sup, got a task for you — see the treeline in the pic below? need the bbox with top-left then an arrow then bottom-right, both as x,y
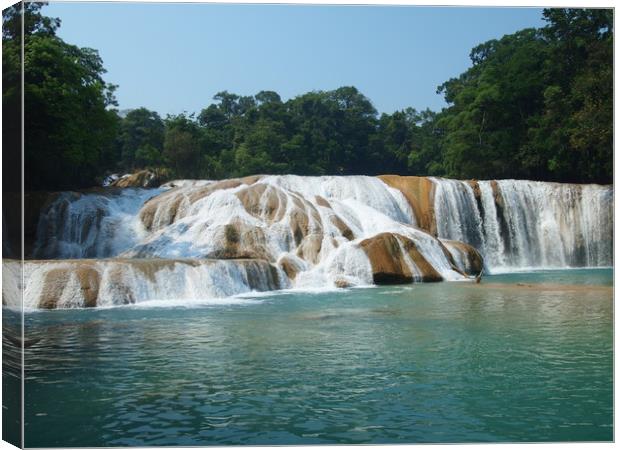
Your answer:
115,89 -> 440,180
3,4 -> 612,191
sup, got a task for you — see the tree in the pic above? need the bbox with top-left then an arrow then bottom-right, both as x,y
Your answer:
436,28 -> 549,180
533,8 -> 613,183
118,108 -> 165,169
3,1 -> 59,41
163,114 -> 202,178
4,2 -> 120,190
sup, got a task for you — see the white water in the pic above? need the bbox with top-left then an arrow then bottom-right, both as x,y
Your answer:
16,175 -> 613,308
123,176 -> 463,284
33,188 -> 162,259
432,178 -> 613,272
3,259 -> 287,310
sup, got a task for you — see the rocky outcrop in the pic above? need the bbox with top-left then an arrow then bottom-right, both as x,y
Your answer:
209,220 -> 272,261
360,232 -> 442,284
236,183 -> 323,247
140,176 -> 263,231
278,254 -> 305,280
440,239 -> 484,276
110,169 -> 167,188
378,175 -> 437,235
135,179 -> 338,266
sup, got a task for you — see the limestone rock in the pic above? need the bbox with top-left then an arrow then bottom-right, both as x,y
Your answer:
111,170 -> 161,188
15,258 -> 284,309
441,239 -> 484,276
278,254 -> 305,280
360,232 -> 442,284
378,175 -> 437,235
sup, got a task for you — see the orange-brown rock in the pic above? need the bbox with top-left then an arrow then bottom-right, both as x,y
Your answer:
398,236 -> 444,282
209,220 -> 272,261
314,196 -> 331,208
360,232 -> 442,284
139,186 -> 189,230
278,255 -> 305,280
334,278 -> 353,288
466,180 -> 481,200
378,175 -> 437,235
39,262 -> 102,308
490,180 -> 504,210
25,258 -> 282,309
75,265 -> 101,307
236,184 -> 288,223
296,234 -> 323,265
441,239 -> 484,276
39,268 -> 69,309
330,215 -> 355,240
140,176 -> 263,230
111,170 -> 163,188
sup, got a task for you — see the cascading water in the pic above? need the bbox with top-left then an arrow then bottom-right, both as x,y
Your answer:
3,259 -> 287,310
433,178 -> 485,249
33,188 -> 161,259
11,174 -> 612,309
432,178 -> 613,271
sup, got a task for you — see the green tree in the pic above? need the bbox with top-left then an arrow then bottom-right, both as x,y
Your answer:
531,8 -> 613,183
163,114 -> 202,178
437,28 -> 549,180
4,2 -> 119,190
435,8 -> 612,184
118,108 -> 165,169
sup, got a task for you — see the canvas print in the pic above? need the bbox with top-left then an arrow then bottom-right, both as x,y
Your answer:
2,1 -> 613,447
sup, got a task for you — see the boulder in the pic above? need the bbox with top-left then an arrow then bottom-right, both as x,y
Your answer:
278,254 -> 305,280
334,278 -> 353,288
296,234 -> 323,265
208,220 -> 272,261
360,232 -> 442,285
440,239 -> 484,276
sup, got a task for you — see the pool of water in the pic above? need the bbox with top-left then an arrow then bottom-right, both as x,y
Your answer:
22,269 -> 613,446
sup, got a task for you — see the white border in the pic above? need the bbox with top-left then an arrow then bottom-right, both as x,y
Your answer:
0,1 -> 615,450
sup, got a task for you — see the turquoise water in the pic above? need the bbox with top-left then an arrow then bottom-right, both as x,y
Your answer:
23,269 -> 613,446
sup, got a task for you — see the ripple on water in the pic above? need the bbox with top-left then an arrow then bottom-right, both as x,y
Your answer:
23,270 -> 613,446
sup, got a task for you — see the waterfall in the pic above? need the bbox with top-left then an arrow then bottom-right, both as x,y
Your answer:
33,188 -> 161,259
432,178 -> 613,272
16,175 -> 612,309
3,259 -> 287,310
433,178 -> 485,249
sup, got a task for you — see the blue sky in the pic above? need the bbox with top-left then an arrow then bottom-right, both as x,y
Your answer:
45,2 -> 545,116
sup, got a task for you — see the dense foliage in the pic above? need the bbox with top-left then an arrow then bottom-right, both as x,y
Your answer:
6,5 -> 613,189
436,9 -> 613,183
4,2 -> 119,190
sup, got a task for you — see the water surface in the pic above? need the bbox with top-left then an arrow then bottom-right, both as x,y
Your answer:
23,269 -> 613,446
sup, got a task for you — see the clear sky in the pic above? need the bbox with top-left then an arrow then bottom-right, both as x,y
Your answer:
45,2 -> 545,116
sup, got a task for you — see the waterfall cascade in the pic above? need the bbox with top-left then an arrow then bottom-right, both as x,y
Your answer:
4,175 -> 612,309
432,178 -> 613,271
